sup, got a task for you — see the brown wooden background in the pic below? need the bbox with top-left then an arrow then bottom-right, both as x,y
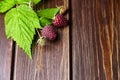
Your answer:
0,0 -> 120,80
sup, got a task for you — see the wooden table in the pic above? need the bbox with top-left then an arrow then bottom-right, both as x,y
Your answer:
0,0 -> 120,80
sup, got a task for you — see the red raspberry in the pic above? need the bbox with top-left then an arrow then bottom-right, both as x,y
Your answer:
53,14 -> 68,27
41,26 -> 56,40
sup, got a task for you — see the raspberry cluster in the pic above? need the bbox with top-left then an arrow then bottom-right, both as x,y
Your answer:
38,14 -> 68,46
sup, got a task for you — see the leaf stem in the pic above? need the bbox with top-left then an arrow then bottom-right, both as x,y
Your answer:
29,0 -> 34,8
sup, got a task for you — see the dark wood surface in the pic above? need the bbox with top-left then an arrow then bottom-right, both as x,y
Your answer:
0,15 -> 13,80
0,0 -> 120,80
72,0 -> 120,80
14,0 -> 69,80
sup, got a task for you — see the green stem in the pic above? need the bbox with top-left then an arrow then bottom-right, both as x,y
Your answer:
16,4 -> 19,8
29,0 -> 34,8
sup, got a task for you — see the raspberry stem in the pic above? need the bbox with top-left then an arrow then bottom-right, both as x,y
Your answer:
36,29 -> 41,38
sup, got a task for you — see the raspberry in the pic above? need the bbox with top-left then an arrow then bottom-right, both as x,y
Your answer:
41,26 -> 56,40
53,14 -> 68,27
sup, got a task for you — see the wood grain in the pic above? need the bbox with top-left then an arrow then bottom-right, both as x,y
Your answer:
0,0 -> 120,79
71,0 -> 120,80
13,0 -> 69,80
114,0 -> 120,80
0,14 -> 13,80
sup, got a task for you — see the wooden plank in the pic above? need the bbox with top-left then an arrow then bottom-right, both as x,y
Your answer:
13,0 -> 69,80
0,14 -> 13,80
72,0 -> 120,80
114,0 -> 120,80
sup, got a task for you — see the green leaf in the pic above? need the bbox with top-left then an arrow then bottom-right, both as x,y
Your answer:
39,17 -> 52,27
0,0 -> 15,13
16,0 -> 41,4
16,0 -> 30,4
5,5 -> 41,59
33,0 -> 41,4
37,7 -> 61,19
